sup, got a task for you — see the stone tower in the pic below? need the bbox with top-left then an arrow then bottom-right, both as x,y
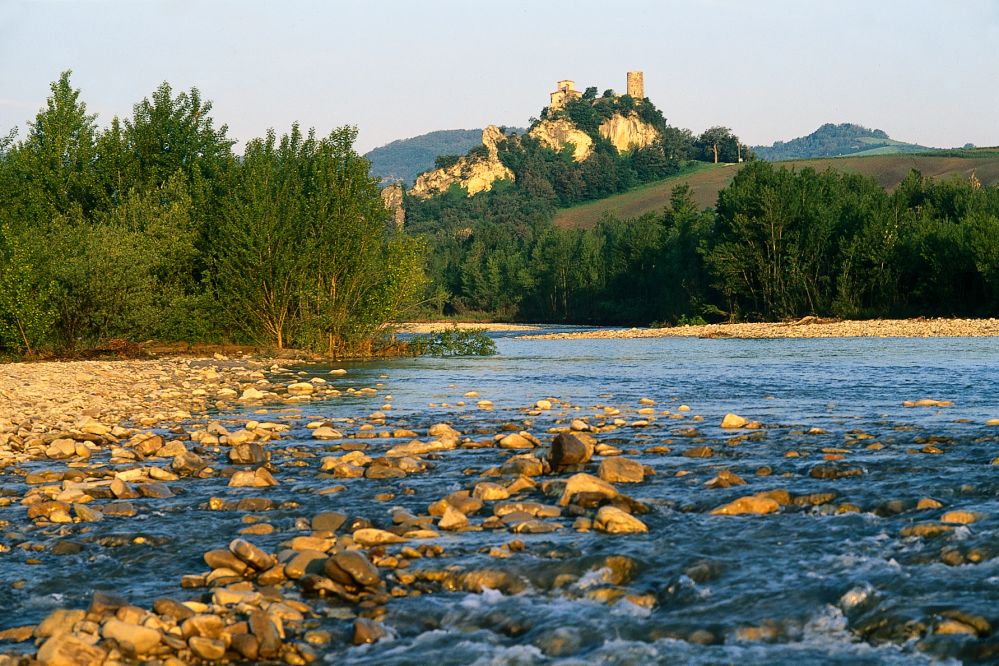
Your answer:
626,71 -> 644,99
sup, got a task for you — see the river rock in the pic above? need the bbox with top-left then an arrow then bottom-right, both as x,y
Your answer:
240,387 -> 266,401
549,433 -> 592,470
500,453 -> 545,477
229,468 -> 278,488
352,528 -> 406,546
153,598 -> 195,621
312,426 -> 343,440
287,381 -> 315,395
36,609 -> 86,638
705,470 -> 746,489
229,538 -> 277,571
102,618 -> 161,654
138,481 -> 173,498
249,610 -> 281,659
473,482 -> 510,501
229,443 -> 269,465
598,457 -> 645,483
428,423 -> 461,440
499,433 -> 534,449
940,510 -> 980,525
312,511 -> 348,532
45,438 -> 77,459
171,450 -> 204,474
283,549 -> 327,579
325,551 -> 380,587
36,632 -> 106,666
353,618 -> 387,645
594,506 -> 648,534
204,549 -> 250,574
189,635 -> 226,660
710,494 -> 780,516
721,413 -> 748,428
439,505 -> 469,530
559,473 -> 618,506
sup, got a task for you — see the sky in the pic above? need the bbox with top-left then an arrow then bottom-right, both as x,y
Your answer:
2,0 -> 998,154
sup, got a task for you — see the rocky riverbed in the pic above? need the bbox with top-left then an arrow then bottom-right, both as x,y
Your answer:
519,317 -> 999,340
1,343 -> 998,664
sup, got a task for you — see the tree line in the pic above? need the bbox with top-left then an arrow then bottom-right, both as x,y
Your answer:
411,162 -> 999,324
0,72 -> 424,357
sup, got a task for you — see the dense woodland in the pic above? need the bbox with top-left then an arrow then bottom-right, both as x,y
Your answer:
2,73 -> 997,358
409,165 -> 999,324
0,73 -> 423,357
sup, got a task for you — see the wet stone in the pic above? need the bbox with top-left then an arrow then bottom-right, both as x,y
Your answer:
229,538 -> 277,571
325,551 -> 381,587
353,618 -> 387,645
549,432 -> 592,470
312,511 -> 348,532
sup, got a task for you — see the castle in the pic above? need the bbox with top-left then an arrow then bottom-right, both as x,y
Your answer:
549,71 -> 645,110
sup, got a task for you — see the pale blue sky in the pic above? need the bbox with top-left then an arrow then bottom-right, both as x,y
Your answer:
2,0 -> 998,153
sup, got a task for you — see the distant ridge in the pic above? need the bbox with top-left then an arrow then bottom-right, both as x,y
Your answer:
365,128 -> 523,186
753,123 -> 934,161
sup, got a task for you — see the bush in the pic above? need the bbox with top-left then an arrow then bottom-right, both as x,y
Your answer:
408,327 -> 497,356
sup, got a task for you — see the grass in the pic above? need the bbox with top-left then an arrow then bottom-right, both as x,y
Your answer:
554,153 -> 999,229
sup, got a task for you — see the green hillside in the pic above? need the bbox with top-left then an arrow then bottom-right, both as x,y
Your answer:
753,123 -> 932,161
555,152 -> 999,228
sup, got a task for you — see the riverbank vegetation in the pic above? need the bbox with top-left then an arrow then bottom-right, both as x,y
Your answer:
0,72 -> 424,357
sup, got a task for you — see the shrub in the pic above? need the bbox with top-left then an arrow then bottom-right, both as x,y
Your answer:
408,327 -> 497,356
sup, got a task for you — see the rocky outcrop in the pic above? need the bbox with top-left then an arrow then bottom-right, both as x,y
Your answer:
380,183 -> 405,228
410,126 -> 514,199
528,118 -> 593,162
598,112 -> 659,153
528,112 -> 659,163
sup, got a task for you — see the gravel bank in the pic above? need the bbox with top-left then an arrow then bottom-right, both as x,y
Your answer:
519,317 -> 999,340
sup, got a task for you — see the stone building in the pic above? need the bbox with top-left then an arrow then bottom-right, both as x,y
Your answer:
549,80 -> 582,110
550,72 -> 645,109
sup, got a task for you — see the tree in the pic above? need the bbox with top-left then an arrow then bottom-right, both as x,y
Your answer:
214,124 -> 424,354
695,126 -> 741,163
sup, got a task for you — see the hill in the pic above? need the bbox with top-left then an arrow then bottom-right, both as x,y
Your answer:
554,152 -> 999,228
753,123 -> 932,161
365,128 -> 523,186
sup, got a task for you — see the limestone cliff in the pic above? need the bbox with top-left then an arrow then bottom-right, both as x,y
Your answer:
410,125 -> 514,199
598,113 -> 660,153
528,118 -> 594,162
528,113 -> 659,163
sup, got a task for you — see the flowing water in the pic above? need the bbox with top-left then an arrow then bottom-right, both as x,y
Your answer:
3,333 -> 998,664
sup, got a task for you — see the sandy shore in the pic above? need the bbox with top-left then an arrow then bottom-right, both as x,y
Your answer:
519,317 -> 999,340
394,321 -> 541,334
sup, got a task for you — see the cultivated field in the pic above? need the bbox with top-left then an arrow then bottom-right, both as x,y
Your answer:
554,152 -> 999,229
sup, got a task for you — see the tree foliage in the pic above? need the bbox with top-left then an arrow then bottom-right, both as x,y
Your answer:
0,73 -> 423,356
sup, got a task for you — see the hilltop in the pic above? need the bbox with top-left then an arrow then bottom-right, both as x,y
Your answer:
753,123 -> 933,161
554,152 -> 999,228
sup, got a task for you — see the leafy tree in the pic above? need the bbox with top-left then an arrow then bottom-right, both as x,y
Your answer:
695,126 -> 741,163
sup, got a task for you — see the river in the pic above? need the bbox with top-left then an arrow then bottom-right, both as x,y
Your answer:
3,333 -> 998,664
